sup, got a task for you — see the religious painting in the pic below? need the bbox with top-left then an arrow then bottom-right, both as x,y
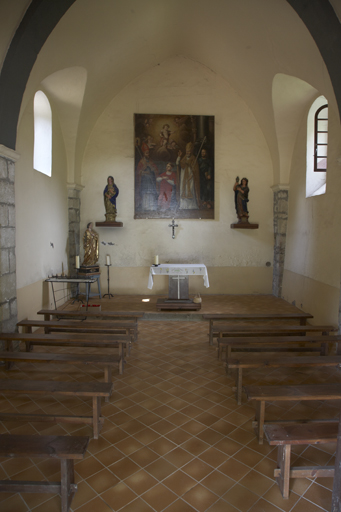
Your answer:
134,114 -> 215,219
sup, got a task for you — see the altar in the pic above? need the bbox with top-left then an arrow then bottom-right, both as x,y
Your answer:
148,264 -> 209,310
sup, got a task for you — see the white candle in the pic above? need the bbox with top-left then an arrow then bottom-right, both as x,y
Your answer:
106,255 -> 111,266
75,255 -> 80,269
154,255 -> 159,265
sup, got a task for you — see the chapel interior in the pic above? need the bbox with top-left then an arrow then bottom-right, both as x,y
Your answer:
1,1 -> 341,511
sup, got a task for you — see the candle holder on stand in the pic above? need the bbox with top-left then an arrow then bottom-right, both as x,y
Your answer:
103,264 -> 114,298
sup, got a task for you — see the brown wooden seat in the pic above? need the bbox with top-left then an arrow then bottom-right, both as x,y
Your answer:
203,312 -> 314,345
0,379 -> 113,439
219,334 -> 341,361
0,351 -> 120,388
0,332 -> 128,373
227,351 -> 341,405
18,319 -> 136,343
0,434 -> 89,512
37,309 -> 144,341
264,422 -> 337,499
244,381 -> 341,443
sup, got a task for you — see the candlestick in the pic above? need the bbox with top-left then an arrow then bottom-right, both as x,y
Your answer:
106,255 -> 111,266
155,255 -> 159,265
75,255 -> 80,269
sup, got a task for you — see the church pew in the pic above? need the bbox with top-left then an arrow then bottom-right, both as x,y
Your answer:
0,379 -> 113,439
37,309 -> 144,341
203,312 -> 313,345
18,319 -> 136,344
0,434 -> 89,512
219,334 -> 341,361
263,422 -> 337,499
244,381 -> 341,444
227,351 -> 341,405
0,351 -> 120,390
0,332 -> 128,374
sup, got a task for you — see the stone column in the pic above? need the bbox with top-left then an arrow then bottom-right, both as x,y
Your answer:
272,185 -> 289,298
67,184 -> 82,294
0,145 -> 20,342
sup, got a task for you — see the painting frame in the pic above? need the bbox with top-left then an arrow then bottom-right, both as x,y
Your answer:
134,113 -> 215,219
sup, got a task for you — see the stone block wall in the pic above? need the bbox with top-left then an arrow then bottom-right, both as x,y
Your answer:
68,185 -> 81,294
0,147 -> 19,342
272,186 -> 289,298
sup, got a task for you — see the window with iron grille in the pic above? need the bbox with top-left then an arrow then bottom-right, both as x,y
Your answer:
314,104 -> 328,172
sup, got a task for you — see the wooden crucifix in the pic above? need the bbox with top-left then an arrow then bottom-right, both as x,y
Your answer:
168,218 -> 178,239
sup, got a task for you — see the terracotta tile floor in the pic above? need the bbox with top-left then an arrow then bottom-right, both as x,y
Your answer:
0,295 -> 340,511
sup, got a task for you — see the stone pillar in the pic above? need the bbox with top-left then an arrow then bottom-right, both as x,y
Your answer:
272,185 -> 289,298
67,185 -> 82,295
0,145 -> 20,341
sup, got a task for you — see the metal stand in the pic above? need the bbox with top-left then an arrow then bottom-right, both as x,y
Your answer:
103,264 -> 113,298
71,269 -> 83,305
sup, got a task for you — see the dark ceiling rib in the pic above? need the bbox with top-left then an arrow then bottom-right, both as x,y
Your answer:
0,0 -> 76,150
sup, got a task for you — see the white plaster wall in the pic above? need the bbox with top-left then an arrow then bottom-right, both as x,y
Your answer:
81,56 -> 274,294
15,97 -> 69,301
282,102 -> 341,323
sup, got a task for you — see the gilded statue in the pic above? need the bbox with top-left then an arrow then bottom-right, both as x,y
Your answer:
82,222 -> 99,266
104,176 -> 119,222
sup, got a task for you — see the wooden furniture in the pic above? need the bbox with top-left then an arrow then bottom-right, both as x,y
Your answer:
227,346 -> 341,405
244,381 -> 341,444
219,334 -> 341,361
0,434 -> 89,512
0,379 -> 112,439
203,312 -> 314,345
264,422 -> 337,498
0,332 -> 127,374
0,351 -> 120,386
37,309 -> 144,341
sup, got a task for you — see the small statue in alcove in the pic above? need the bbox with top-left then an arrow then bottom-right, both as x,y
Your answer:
233,176 -> 249,222
104,176 -> 119,222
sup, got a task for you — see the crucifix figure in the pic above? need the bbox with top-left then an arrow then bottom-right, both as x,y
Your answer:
168,218 -> 178,239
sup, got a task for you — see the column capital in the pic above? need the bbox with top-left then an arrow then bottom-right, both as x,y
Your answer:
0,145 -> 20,162
271,184 -> 290,193
67,182 -> 84,191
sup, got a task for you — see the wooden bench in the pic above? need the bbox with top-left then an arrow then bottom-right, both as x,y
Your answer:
37,309 -> 144,341
0,332 -> 128,374
18,319 -> 136,343
0,434 -> 89,512
220,334 -> 341,361
0,379 -> 113,439
263,422 -> 337,498
227,348 -> 341,405
203,312 -> 314,345
0,351 -> 120,392
244,381 -> 341,444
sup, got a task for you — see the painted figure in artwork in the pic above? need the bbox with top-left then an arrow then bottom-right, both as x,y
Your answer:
176,142 -> 200,209
136,145 -> 159,211
82,222 -> 99,266
198,148 -> 214,207
156,162 -> 177,209
104,176 -> 119,222
233,176 -> 249,221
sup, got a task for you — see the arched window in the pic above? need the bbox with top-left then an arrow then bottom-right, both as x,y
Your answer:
33,90 -> 52,177
306,96 -> 328,197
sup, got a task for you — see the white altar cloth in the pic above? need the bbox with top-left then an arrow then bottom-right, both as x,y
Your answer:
148,263 -> 209,290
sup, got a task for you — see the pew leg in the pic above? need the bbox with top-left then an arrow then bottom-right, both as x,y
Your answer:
92,397 -> 101,439
209,321 -> 213,346
255,401 -> 265,444
119,345 -> 124,375
276,445 -> 291,499
60,459 -> 76,512
236,368 -> 243,405
104,366 -> 112,402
